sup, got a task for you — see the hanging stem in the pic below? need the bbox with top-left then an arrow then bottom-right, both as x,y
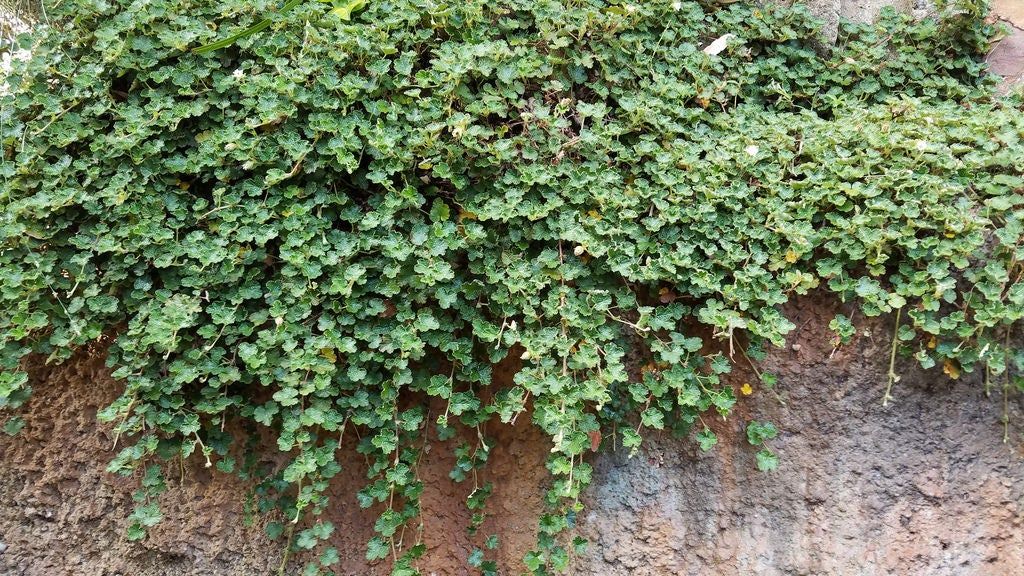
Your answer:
985,362 -> 992,397
883,308 -> 902,407
277,520 -> 296,576
1004,328 -> 1012,443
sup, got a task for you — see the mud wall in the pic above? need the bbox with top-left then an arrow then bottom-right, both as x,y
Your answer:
0,350 -> 550,576
2,297 -> 1022,576
572,296 -> 1024,576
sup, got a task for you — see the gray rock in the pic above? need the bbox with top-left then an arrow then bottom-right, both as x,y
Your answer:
799,0 -> 922,45
840,0 -> 916,23
804,0 -> 843,45
572,300 -> 1024,576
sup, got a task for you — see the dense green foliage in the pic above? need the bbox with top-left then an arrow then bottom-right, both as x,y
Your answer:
2,0 -> 1023,573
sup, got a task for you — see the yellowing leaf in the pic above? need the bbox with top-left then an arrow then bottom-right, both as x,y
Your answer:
320,348 -> 337,363
587,209 -> 602,220
927,336 -> 936,349
785,249 -> 798,263
943,359 -> 960,380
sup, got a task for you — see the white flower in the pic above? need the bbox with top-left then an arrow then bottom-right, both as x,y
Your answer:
672,1 -> 682,10
915,140 -> 928,151
745,145 -> 760,156
232,68 -> 245,80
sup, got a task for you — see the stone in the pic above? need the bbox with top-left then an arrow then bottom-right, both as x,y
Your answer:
799,0 -> 921,46
804,0 -> 843,44
840,0 -> 916,23
988,30 -> 1024,93
993,0 -> 1024,28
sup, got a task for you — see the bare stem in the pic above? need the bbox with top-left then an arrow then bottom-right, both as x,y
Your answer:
882,308 -> 902,407
277,522 -> 295,576
1004,329 -> 1012,443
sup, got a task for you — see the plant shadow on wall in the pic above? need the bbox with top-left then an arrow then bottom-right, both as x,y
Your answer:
1,0 -> 1023,574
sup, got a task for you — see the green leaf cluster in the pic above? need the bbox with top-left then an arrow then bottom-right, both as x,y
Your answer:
1,1 -> 1021,574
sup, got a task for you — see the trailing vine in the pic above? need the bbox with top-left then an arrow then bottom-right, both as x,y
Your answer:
1,1 -> 1022,574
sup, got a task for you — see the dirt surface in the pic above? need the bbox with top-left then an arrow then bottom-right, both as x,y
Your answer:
0,350 -> 547,576
573,296 -> 1024,576
0,350 -> 282,576
2,295 -> 1023,576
